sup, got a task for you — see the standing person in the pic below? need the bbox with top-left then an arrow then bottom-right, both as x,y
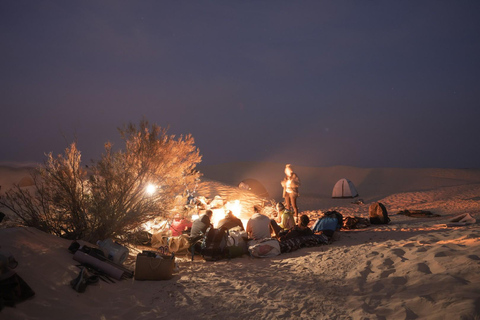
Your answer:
281,164 -> 301,222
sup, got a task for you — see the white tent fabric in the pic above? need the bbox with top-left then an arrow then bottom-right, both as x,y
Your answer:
332,178 -> 358,198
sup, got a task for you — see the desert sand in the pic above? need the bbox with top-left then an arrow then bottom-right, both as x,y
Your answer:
1,163 -> 480,320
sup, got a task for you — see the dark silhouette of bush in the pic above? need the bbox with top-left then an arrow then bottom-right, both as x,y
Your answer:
0,120 -> 201,242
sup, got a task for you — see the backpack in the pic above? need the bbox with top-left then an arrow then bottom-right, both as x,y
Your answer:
369,202 -> 390,225
311,211 -> 343,234
226,230 -> 248,258
201,227 -> 228,261
343,216 -> 371,229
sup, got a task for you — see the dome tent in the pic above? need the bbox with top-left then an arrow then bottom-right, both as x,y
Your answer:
238,178 -> 269,198
332,178 -> 358,198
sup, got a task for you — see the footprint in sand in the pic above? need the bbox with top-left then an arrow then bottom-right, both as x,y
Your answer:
404,306 -> 418,319
372,282 -> 384,291
359,261 -> 374,279
416,247 -> 428,253
392,276 -> 408,285
391,248 -> 406,256
390,248 -> 408,261
382,258 -> 394,268
380,269 -> 396,278
450,274 -> 470,285
420,295 -> 435,303
467,255 -> 480,261
402,243 -> 415,248
434,251 -> 449,257
417,263 -> 432,274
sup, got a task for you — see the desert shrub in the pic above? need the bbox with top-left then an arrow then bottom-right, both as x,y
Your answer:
0,143 -> 89,239
0,120 -> 201,242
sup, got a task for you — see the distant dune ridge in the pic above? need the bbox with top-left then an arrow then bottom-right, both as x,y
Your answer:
1,162 -> 480,319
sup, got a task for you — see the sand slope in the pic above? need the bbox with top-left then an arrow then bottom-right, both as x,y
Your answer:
1,163 -> 480,319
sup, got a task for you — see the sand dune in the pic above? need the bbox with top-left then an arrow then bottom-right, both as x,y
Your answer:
1,163 -> 480,319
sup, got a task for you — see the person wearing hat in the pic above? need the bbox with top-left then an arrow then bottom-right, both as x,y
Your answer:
281,164 -> 301,222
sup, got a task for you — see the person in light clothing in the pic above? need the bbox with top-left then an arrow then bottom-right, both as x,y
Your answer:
246,206 -> 271,240
281,164 -> 301,222
276,202 -> 295,230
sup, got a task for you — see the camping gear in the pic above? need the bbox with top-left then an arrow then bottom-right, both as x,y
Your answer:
279,234 -> 329,253
201,227 -> 228,261
73,250 -> 126,280
332,178 -> 358,198
238,178 -> 270,198
0,252 -> 35,310
311,211 -> 343,232
96,239 -> 129,264
167,234 -> 190,253
369,202 -> 391,224
151,222 -> 172,251
0,251 -> 18,271
226,230 -> 248,258
397,210 -> 441,218
68,240 -> 81,254
70,267 -> 99,293
248,238 -> 281,258
343,216 -> 370,229
0,273 -> 35,309
134,251 -> 175,280
446,213 -> 476,227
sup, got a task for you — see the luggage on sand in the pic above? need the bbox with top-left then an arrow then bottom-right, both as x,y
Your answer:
201,227 -> 228,261
311,211 -> 343,232
134,251 -> 175,281
369,202 -> 390,225
0,252 -> 35,309
248,238 -> 281,258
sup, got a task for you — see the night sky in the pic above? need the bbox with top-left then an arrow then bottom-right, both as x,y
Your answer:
1,1 -> 480,168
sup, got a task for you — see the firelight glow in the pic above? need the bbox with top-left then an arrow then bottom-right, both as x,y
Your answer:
145,184 -> 156,195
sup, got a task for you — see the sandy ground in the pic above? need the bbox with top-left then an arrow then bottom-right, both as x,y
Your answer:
1,163 -> 480,319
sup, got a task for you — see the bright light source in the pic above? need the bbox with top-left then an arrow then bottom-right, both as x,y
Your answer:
211,208 -> 226,228
145,184 -> 156,195
226,200 -> 242,218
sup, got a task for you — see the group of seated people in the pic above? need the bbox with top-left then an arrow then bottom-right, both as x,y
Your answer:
185,202 -> 334,256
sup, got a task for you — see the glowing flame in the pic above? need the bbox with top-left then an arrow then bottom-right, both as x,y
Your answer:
226,200 -> 241,218
211,208 -> 226,228
145,184 -> 157,195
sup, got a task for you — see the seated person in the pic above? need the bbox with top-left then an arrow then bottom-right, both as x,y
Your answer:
170,213 -> 192,236
276,202 -> 295,230
217,210 -> 244,231
246,206 -> 272,241
278,214 -> 313,241
189,210 -> 213,253
190,210 -> 213,241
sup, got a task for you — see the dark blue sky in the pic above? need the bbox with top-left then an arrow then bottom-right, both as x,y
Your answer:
1,1 -> 479,168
